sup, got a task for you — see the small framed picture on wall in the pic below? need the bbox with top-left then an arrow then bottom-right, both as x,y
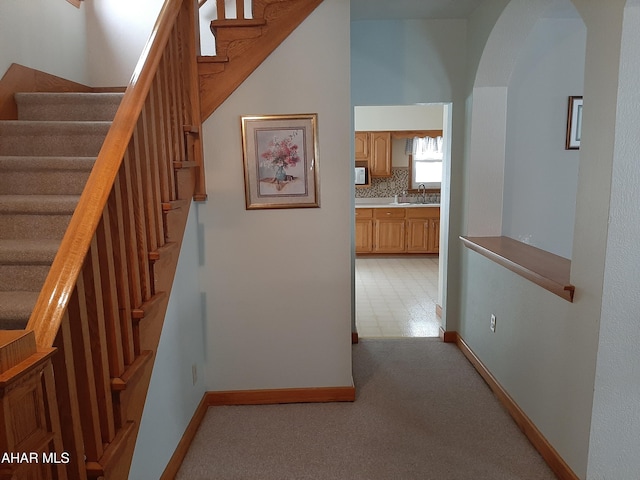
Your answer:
241,114 -> 320,209
566,96 -> 583,150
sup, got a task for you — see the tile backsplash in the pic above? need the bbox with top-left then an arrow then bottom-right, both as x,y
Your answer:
356,167 -> 440,203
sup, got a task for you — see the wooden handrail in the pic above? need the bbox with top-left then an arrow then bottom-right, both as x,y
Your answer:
0,1 -> 207,477
26,0 -> 187,348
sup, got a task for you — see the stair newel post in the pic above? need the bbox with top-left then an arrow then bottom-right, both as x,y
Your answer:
182,0 -> 207,201
0,330 -> 65,480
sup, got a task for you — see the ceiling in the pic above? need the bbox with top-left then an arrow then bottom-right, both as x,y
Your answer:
350,0 -> 486,21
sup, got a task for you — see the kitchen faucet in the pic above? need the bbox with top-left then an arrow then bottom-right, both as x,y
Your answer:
417,184 -> 427,204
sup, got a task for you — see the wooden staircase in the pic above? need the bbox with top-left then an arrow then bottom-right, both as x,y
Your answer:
0,92 -> 120,331
0,0 -> 325,479
198,0 -> 323,118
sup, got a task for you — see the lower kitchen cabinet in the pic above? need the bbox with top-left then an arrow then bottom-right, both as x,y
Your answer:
356,207 -> 440,254
355,208 -> 373,253
373,208 -> 406,253
374,218 -> 406,253
406,218 -> 430,252
428,217 -> 440,253
406,208 -> 440,254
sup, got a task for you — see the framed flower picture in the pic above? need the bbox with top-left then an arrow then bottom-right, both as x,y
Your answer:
241,114 -> 320,209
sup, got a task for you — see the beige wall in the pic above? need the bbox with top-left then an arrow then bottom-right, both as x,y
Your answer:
200,0 -> 353,391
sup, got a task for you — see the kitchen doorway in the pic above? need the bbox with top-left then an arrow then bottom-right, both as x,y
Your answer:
353,104 -> 451,339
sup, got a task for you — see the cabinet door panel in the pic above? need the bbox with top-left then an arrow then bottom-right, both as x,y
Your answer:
354,132 -> 369,160
374,219 -> 405,253
428,218 -> 440,253
370,132 -> 391,177
355,219 -> 373,253
406,218 -> 429,252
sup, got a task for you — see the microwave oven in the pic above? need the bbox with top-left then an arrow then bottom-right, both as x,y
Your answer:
355,167 -> 367,185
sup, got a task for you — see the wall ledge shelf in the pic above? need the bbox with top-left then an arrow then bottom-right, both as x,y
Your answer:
460,236 -> 575,302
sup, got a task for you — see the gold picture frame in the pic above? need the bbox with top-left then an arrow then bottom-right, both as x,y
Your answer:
241,114 -> 320,209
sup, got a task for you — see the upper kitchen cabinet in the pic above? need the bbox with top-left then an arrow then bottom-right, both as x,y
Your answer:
370,132 -> 392,177
355,131 -> 392,178
354,131 -> 369,160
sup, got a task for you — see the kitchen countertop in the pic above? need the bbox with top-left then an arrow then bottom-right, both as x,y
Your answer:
355,197 -> 440,208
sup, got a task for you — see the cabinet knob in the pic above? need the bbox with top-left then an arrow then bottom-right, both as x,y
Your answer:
386,212 -> 391,215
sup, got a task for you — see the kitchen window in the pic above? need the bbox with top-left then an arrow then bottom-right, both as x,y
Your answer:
409,136 -> 443,189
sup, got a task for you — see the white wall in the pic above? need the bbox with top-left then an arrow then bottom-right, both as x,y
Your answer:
200,0 -> 353,391
0,0 -> 167,88
459,0 -> 627,477
85,0 -> 164,87
130,205 -> 207,479
351,19 -> 466,106
0,0 -> 88,83
503,16 -> 585,258
586,1 -> 640,478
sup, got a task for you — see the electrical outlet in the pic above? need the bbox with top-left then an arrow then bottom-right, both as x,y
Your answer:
192,364 -> 198,385
490,314 -> 496,333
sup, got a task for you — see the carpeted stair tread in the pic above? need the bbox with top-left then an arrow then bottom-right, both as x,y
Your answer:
0,156 -> 96,195
0,291 -> 39,330
0,121 -> 111,156
0,91 -> 115,329
0,239 -> 60,264
0,239 -> 57,291
0,195 -> 79,239
0,156 -> 96,171
0,194 -> 80,214
15,92 -> 124,122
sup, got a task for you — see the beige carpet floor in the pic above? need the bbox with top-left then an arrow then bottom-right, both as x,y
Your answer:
177,338 -> 558,479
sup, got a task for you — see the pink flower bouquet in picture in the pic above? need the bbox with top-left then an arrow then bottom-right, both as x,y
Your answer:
259,131 -> 303,192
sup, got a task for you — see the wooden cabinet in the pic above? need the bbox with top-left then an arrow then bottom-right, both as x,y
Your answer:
406,218 -> 430,252
354,131 -> 392,178
354,132 -> 369,160
370,132 -> 392,177
356,207 -> 440,254
355,132 -> 371,188
355,208 -> 373,253
406,208 -> 440,253
428,218 -> 440,253
373,208 -> 406,253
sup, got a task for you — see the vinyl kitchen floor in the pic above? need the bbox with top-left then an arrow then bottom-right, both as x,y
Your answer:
355,256 -> 441,338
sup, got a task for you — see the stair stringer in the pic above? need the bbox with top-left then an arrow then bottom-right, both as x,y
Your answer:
198,0 -> 324,119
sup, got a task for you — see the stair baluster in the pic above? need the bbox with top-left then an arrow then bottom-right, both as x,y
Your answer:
0,1 -> 205,478
0,0 -> 323,477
